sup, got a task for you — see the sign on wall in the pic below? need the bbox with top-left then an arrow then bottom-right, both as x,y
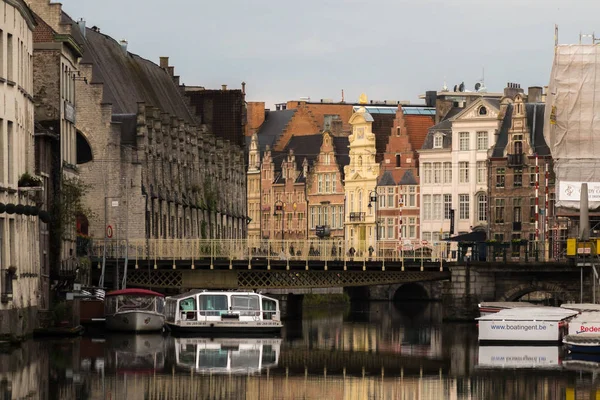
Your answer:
558,181 -> 600,201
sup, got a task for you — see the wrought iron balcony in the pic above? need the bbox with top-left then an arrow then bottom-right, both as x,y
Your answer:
507,153 -> 524,167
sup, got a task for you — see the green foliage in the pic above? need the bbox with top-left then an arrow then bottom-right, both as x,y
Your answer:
303,293 -> 350,308
53,176 -> 96,240
51,302 -> 73,326
18,171 -> 42,187
200,220 -> 207,239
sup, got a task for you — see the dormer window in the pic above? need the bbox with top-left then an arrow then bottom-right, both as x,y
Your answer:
433,133 -> 443,149
478,106 -> 487,116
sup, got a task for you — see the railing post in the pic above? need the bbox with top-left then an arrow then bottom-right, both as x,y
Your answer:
154,240 -> 158,270
210,240 -> 214,270
248,244 -> 252,270
229,239 -> 233,270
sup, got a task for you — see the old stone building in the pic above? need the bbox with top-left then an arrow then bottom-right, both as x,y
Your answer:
488,88 -> 555,259
344,99 -> 380,254
0,0 -> 40,339
29,0 -> 82,307
45,14 -> 248,256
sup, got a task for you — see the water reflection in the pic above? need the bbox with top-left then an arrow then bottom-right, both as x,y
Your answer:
5,301 -> 600,398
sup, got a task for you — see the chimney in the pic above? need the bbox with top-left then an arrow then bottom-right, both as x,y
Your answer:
504,82 -> 524,99
119,39 -> 128,53
222,84 -> 227,91
167,66 -> 174,76
77,18 -> 86,38
241,81 -> 246,95
173,76 -> 180,85
425,90 -> 436,107
528,86 -> 543,103
159,57 -> 169,69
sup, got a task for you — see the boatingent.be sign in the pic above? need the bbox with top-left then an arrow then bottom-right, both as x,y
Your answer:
558,181 -> 600,202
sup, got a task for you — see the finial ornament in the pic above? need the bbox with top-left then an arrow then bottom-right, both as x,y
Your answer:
359,93 -> 368,104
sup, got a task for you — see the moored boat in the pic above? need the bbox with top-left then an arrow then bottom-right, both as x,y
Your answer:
478,301 -> 534,317
476,307 -> 578,344
563,311 -> 600,354
164,290 -> 283,334
104,289 -> 165,332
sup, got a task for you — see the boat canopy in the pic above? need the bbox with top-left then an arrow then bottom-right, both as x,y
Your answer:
476,307 -> 578,322
106,288 -> 165,297
561,303 -> 600,313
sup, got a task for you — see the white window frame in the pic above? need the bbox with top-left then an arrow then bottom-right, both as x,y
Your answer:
433,133 -> 443,149
477,131 -> 488,151
459,194 -> 470,220
459,161 -> 469,183
459,132 -> 469,151
477,161 -> 486,184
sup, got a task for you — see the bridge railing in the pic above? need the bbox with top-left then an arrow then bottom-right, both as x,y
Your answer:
89,238 -> 449,265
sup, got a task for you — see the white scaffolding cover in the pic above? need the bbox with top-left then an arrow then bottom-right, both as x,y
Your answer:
544,45 -> 600,209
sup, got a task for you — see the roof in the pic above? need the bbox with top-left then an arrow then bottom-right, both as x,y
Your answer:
422,119 -> 453,150
371,113 -> 396,163
64,14 -> 196,124
377,170 -> 396,186
354,106 -> 435,116
255,109 -> 296,152
332,136 -> 350,179
476,307 -> 578,321
398,170 -> 418,185
167,290 -> 262,300
405,115 -> 435,151
106,289 -> 164,297
491,103 -> 548,158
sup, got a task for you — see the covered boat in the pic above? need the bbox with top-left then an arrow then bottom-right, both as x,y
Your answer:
104,289 -> 165,332
563,311 -> 600,354
476,307 -> 578,343
478,301 -> 534,317
164,290 -> 282,334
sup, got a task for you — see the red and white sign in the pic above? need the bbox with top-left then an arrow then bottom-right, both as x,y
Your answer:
106,225 -> 113,238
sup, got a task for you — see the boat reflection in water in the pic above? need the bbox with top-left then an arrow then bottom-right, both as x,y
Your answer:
172,337 -> 281,374
477,346 -> 563,369
105,334 -> 166,373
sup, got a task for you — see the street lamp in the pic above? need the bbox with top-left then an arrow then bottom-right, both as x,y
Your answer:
368,190 -> 378,240
273,200 -> 284,251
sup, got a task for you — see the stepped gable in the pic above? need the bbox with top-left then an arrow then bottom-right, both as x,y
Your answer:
491,103 -> 547,158
63,12 -> 195,124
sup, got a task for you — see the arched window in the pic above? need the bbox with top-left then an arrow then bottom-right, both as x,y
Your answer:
514,141 -> 523,155
396,154 -> 401,167
358,156 -> 363,167
76,131 -> 93,164
477,193 -> 487,222
478,106 -> 487,116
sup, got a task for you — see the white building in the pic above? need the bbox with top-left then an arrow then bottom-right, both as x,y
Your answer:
344,97 -> 380,255
0,0 -> 40,339
419,97 -> 502,243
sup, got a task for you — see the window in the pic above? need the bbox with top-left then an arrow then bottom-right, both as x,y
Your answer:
423,163 -> 432,184
443,162 -> 452,183
444,194 -> 452,219
318,175 -> 323,193
477,193 -> 487,222
479,106 -> 487,116
378,189 -> 385,208
423,195 -> 432,220
408,186 -> 416,207
323,114 -> 340,130
387,187 -> 394,208
433,134 -> 443,149
477,161 -> 486,184
232,295 -> 259,311
423,232 -> 432,242
495,199 -> 505,223
530,198 -> 536,222
408,217 -> 416,238
514,167 -> 522,187
513,198 -> 522,223
310,207 -> 316,228
331,207 -> 336,228
433,162 -> 442,184
7,121 -> 13,184
496,168 -> 505,188
459,194 -> 469,220
386,218 -> 394,239
530,167 -> 536,187
459,132 -> 469,151
338,206 -> 344,228
7,34 -> 12,82
433,194 -> 442,220
459,162 -> 469,183
0,30 -> 3,77
199,295 -> 228,312
350,193 -> 354,212
477,131 -> 488,150
325,174 -> 331,193
396,154 -> 401,167
331,174 -> 336,192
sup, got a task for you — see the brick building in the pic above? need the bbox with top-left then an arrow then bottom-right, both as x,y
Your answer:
0,0 -> 40,339
488,88 -> 554,259
29,0 -> 83,306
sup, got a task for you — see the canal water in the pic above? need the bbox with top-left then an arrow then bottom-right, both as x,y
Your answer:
1,301 -> 599,399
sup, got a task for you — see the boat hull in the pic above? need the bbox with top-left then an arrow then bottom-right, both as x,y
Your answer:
166,321 -> 282,336
106,311 -> 164,332
478,320 -> 564,343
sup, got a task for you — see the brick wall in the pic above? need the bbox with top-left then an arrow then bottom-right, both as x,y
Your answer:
245,102 -> 265,137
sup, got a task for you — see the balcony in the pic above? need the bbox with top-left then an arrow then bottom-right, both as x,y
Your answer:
507,153 -> 524,167
349,212 -> 365,222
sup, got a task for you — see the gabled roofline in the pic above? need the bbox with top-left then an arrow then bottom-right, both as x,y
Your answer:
449,97 -> 500,122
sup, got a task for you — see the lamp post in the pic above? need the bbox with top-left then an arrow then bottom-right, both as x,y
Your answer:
368,190 -> 378,240
274,200 -> 284,251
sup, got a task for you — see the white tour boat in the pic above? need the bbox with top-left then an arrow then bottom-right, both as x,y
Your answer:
563,311 -> 600,354
172,336 -> 281,374
478,301 -> 534,317
104,289 -> 165,332
476,307 -> 578,343
165,290 -> 283,334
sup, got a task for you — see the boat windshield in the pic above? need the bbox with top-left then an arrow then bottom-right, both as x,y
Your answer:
199,294 -> 228,316
106,296 -> 159,314
262,298 -> 277,320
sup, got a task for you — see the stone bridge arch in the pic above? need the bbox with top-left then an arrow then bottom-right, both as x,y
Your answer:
497,282 -> 577,303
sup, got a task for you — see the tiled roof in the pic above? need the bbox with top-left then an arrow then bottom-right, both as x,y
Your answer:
491,103 -> 548,158
377,170 -> 396,186
332,136 -> 350,180
398,170 -> 418,185
256,109 -> 296,153
422,119 -> 452,150
405,115 -> 435,151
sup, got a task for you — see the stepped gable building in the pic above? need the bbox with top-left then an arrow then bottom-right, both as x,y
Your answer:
377,105 -> 435,248
55,14 -> 247,246
488,86 -> 555,259
0,0 -> 40,339
29,0 -> 83,308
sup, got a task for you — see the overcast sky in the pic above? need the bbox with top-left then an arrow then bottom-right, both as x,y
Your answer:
59,0 -> 600,108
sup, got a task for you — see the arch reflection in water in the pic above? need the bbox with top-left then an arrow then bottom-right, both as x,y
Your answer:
172,337 -> 281,374
105,334 -> 165,374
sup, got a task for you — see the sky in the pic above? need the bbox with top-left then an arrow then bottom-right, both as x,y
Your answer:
58,0 -> 600,108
